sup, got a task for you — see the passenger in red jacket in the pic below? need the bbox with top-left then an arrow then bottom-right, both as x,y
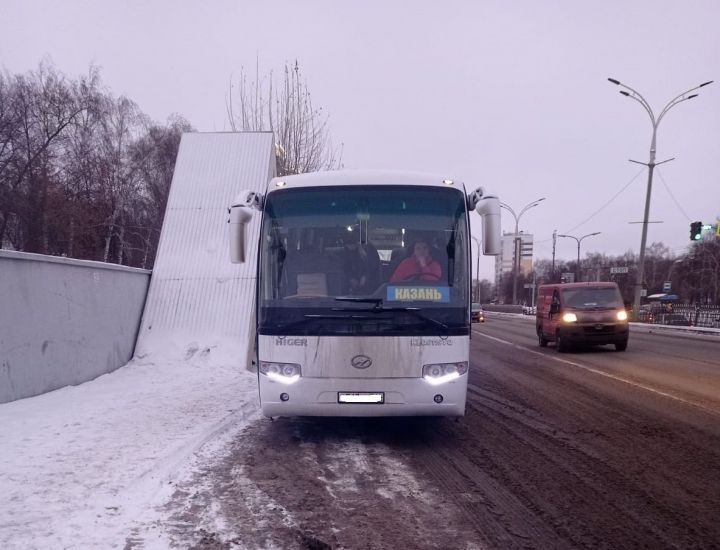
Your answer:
390,240 -> 442,282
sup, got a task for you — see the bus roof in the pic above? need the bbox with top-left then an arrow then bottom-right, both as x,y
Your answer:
267,169 -> 466,192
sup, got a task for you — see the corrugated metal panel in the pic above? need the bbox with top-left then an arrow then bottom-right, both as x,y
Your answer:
134,132 -> 274,360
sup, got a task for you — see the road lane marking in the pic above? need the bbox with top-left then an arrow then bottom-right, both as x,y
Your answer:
473,329 -> 720,418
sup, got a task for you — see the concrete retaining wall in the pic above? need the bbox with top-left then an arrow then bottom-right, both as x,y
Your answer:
0,250 -> 150,403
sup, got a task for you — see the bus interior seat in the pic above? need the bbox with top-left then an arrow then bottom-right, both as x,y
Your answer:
283,250 -> 343,297
295,273 -> 328,296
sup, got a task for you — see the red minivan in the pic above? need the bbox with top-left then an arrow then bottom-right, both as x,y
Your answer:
536,282 -> 629,352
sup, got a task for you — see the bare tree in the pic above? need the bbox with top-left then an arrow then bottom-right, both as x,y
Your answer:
95,95 -> 148,263
127,114 -> 192,267
0,70 -> 20,245
0,62 -> 98,252
227,60 -> 342,176
0,61 -> 188,268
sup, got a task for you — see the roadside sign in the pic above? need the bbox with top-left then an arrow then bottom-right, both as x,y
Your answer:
561,272 -> 575,283
641,289 -> 647,297
610,266 -> 629,274
663,281 -> 672,292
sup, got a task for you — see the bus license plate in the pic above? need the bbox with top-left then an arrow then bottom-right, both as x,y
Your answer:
338,392 -> 384,404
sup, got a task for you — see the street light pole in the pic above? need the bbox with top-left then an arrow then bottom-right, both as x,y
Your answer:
557,232 -> 601,282
608,77 -> 712,319
500,198 -> 546,304
471,236 -> 481,303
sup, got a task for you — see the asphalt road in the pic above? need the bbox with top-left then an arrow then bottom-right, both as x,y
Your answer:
150,315 -> 720,550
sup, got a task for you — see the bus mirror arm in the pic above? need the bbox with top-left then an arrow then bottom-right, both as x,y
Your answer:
467,187 -> 485,211
232,190 -> 264,211
228,190 -> 264,263
474,194 -> 501,255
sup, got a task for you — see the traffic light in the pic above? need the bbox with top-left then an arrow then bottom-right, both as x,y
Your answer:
690,221 -> 703,241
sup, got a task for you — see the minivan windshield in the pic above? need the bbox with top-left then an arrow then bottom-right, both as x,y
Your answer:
561,287 -> 623,310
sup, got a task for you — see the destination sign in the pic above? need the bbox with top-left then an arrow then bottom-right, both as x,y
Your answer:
386,286 -> 450,302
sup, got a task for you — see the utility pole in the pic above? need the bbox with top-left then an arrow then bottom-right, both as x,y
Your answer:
608,77 -> 712,319
557,232 -> 601,282
550,229 -> 557,283
500,198 -> 546,304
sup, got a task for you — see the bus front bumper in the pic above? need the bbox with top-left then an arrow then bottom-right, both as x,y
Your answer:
259,374 -> 467,417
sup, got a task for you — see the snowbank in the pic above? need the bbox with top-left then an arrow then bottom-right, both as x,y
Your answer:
0,337 -> 260,549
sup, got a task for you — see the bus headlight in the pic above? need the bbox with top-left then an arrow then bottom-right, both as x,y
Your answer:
616,310 -> 628,321
562,312 -> 578,323
259,362 -> 301,384
422,362 -> 468,385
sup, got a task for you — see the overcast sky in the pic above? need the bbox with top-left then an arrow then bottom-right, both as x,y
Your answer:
2,0 -> 718,279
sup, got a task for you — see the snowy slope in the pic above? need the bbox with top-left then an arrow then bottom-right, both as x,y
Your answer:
0,337 -> 260,549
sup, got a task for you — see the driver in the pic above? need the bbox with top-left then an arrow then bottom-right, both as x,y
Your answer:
390,239 -> 442,282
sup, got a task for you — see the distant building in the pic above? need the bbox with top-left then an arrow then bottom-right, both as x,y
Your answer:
494,232 -> 534,286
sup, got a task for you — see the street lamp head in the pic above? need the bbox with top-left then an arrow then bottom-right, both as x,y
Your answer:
619,90 -> 630,97
687,93 -> 699,100
700,80 -> 713,88
608,78 -> 621,85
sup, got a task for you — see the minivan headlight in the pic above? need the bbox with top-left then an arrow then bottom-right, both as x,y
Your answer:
616,310 -> 628,321
562,312 -> 578,323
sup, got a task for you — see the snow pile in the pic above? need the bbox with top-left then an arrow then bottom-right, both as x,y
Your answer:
0,337 -> 259,549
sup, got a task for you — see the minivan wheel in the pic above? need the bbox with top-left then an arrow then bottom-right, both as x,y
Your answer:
615,341 -> 628,352
556,332 -> 569,353
538,330 -> 548,347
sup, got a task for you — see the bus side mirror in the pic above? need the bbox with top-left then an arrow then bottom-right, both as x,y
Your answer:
228,190 -> 263,263
473,192 -> 501,255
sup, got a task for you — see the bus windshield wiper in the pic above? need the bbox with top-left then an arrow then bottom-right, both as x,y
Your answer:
333,299 -> 449,331
394,307 -> 449,331
269,315 -> 337,333
334,296 -> 383,306
362,306 -> 449,331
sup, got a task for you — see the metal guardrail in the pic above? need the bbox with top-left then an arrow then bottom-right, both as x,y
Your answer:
636,304 -> 720,329
483,310 -> 720,337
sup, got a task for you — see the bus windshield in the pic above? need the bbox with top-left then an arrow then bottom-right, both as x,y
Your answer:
258,185 -> 470,336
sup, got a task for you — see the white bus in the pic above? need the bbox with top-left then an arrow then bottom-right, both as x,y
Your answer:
229,170 -> 500,417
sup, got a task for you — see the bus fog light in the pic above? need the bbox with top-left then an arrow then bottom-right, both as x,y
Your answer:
259,361 -> 301,384
423,362 -> 468,385
434,394 -> 444,403
280,393 -> 289,402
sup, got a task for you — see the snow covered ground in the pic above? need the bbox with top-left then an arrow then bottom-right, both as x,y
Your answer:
0,337 -> 261,549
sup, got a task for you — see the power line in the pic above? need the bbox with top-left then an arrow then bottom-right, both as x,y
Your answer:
562,166 -> 645,234
655,167 -> 692,222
